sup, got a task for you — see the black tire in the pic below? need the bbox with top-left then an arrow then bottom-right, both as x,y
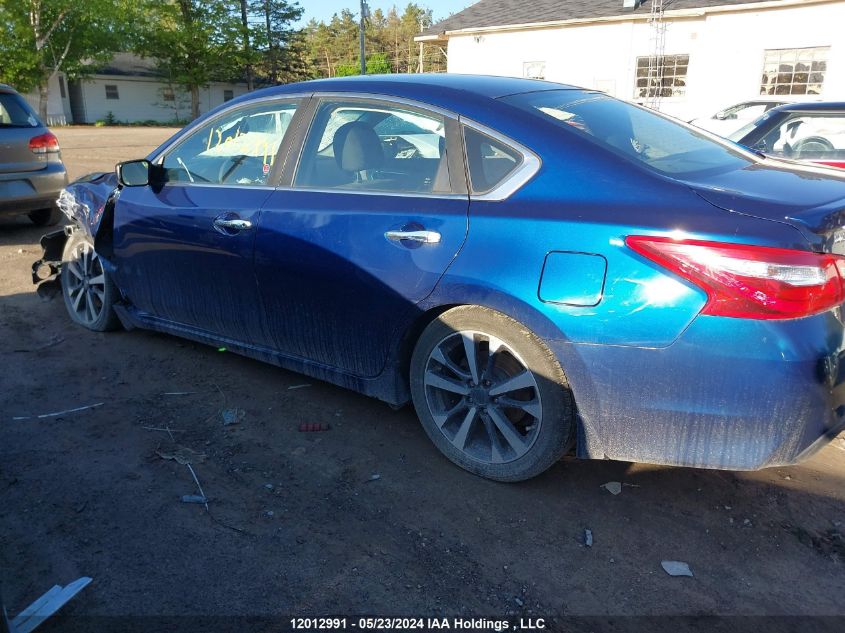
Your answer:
28,206 -> 63,227
410,305 -> 575,482
60,231 -> 122,332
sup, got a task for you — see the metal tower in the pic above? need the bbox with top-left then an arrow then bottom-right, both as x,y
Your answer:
646,0 -> 667,110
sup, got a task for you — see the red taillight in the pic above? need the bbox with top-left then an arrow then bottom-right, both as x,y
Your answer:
626,236 -> 845,320
29,132 -> 60,154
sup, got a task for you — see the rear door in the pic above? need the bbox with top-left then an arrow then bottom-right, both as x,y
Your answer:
254,96 -> 469,377
0,91 -> 46,175
111,97 -> 303,345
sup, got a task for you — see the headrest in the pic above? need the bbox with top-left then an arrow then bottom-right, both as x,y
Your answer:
334,121 -> 384,172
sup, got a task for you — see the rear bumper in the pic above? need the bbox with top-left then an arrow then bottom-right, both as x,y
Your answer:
0,162 -> 67,216
548,310 -> 845,470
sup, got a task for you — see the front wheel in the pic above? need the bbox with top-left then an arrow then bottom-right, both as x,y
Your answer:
410,306 -> 575,482
60,232 -> 121,331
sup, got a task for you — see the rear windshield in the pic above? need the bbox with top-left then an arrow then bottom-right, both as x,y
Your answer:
0,92 -> 40,128
502,90 -> 755,178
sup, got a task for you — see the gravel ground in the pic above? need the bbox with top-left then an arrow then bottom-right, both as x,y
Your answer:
1,127 -> 844,632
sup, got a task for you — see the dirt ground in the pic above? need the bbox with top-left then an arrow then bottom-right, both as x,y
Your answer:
1,127 -> 845,631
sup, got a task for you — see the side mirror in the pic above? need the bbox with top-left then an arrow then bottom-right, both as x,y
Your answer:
116,159 -> 150,187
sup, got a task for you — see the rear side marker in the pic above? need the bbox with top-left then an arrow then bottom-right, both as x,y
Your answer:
626,236 -> 845,320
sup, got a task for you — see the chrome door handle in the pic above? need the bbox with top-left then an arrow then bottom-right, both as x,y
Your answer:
214,218 -> 253,231
384,229 -> 441,244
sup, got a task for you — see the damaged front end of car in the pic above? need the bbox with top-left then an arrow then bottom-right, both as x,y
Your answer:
31,172 -> 119,300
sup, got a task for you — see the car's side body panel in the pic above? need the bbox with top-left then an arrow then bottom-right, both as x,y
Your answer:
36,76 -> 845,474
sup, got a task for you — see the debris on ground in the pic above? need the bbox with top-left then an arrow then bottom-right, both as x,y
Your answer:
585,529 -> 593,547
221,408 -> 245,426
142,426 -> 185,434
299,422 -> 330,432
661,560 -> 694,577
288,384 -> 312,390
162,391 -> 196,396
12,402 -> 104,421
155,446 -> 206,464
601,481 -> 622,495
7,576 -> 92,633
263,483 -> 274,490
12,335 -> 64,354
180,495 -> 208,504
366,474 -> 381,482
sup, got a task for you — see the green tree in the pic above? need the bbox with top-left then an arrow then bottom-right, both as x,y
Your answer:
0,0 -> 135,120
140,0 -> 243,120
249,0 -> 306,85
303,3 -> 444,80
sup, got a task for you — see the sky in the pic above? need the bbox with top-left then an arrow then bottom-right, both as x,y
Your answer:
298,0 -> 473,25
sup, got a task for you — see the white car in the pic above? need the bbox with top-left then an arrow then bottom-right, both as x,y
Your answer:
689,99 -> 790,136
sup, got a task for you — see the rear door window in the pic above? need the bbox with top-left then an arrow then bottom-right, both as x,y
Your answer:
294,99 -> 452,194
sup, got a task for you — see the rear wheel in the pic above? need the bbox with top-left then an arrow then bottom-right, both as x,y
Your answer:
28,206 -> 62,226
410,306 -> 575,482
60,232 -> 121,331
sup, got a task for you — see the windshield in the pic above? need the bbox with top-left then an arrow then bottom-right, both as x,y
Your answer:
0,92 -> 40,128
502,90 -> 756,178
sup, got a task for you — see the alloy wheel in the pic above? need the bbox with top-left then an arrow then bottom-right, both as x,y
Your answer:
64,241 -> 107,326
423,330 -> 543,464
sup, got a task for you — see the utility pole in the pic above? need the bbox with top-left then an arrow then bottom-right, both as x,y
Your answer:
359,0 -> 369,75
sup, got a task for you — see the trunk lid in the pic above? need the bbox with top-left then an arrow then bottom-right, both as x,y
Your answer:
683,159 -> 845,253
0,91 -> 47,174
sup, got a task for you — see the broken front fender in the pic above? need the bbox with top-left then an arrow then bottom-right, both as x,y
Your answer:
31,172 -> 120,297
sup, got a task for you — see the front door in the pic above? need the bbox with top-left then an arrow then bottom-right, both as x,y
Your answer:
112,99 -> 301,346
255,97 -> 469,377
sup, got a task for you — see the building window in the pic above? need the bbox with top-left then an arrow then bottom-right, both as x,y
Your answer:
223,89 -> 234,102
162,87 -> 175,102
523,61 -> 546,80
105,84 -> 119,100
58,76 -> 66,99
760,46 -> 828,96
635,54 -> 689,98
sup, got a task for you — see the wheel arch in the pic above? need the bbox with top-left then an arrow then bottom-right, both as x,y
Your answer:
393,289 -> 606,460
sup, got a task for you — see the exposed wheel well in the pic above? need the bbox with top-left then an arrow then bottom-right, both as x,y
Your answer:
396,304 -> 462,387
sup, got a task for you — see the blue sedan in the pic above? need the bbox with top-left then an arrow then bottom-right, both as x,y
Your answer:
35,75 -> 845,481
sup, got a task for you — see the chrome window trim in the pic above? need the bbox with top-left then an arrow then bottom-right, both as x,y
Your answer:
273,185 -> 466,200
288,92 -> 462,198
460,118 -> 541,202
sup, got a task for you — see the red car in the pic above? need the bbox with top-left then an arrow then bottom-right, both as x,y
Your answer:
730,102 -> 845,170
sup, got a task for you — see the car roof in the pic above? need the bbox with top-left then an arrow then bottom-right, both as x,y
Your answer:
0,83 -> 18,94
245,74 -> 581,110
766,101 -> 845,113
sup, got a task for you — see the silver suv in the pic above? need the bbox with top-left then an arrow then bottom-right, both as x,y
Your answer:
0,83 -> 67,226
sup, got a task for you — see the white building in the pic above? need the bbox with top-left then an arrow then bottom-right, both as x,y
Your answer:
417,0 -> 845,120
26,54 -> 249,125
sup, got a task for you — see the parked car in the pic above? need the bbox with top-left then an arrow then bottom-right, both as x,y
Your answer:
730,102 -> 845,169
0,83 -> 67,225
33,75 -> 845,481
688,99 -> 790,136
